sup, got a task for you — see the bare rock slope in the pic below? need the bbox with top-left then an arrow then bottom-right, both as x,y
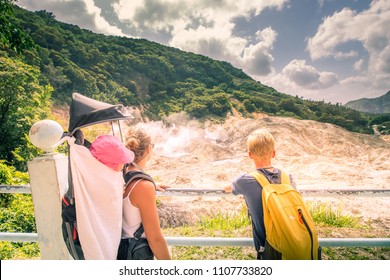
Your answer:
140,115 -> 390,229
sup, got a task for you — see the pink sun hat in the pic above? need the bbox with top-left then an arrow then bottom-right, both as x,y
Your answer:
90,135 -> 134,170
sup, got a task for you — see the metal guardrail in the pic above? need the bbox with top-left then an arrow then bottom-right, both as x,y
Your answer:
0,185 -> 31,194
0,232 -> 389,248
162,188 -> 390,196
2,185 -> 390,195
0,232 -> 39,242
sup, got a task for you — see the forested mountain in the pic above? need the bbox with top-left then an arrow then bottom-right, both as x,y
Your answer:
4,5 -> 376,135
345,91 -> 390,114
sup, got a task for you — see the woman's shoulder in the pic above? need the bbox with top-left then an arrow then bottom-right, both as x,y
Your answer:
130,179 -> 155,196
124,169 -> 156,197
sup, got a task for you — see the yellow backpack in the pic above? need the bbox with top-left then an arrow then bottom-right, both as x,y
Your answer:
251,171 -> 320,260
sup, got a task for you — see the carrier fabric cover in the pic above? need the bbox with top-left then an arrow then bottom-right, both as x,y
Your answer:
68,137 -> 124,260
68,92 -> 132,135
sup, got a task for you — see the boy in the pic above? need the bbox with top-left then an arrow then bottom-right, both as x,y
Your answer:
225,129 -> 294,259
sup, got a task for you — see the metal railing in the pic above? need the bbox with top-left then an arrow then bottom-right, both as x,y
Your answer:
1,185 -> 390,250
1,232 -> 390,248
3,184 -> 390,195
0,184 -> 31,194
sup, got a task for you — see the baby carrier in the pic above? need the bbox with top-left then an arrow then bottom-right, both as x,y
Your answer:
61,93 -> 133,260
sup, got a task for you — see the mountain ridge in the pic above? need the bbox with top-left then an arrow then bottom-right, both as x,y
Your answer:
345,91 -> 390,114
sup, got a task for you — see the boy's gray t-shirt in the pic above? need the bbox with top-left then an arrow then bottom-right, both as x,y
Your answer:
232,168 -> 283,252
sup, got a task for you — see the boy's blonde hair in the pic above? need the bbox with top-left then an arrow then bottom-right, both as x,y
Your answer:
247,129 -> 275,160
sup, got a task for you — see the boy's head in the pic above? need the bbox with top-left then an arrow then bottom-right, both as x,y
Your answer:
90,135 -> 134,171
247,129 -> 275,161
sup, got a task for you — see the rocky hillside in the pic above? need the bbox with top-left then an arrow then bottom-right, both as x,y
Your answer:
140,113 -> 390,190
139,113 -> 390,229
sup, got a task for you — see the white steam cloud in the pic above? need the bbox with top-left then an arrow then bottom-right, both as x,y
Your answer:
121,112 -> 231,158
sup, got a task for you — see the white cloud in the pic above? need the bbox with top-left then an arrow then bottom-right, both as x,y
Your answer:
113,0 -> 188,31
241,28 -> 277,75
353,59 -> 365,72
18,0 -> 126,36
377,45 -> 390,74
265,58 -> 386,104
265,73 -> 367,104
307,8 -> 359,60
282,59 -> 338,90
113,0 -> 288,28
169,24 -> 244,59
83,0 -> 126,36
306,0 -> 390,92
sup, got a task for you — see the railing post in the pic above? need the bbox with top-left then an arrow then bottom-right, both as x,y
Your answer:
27,120 -> 70,260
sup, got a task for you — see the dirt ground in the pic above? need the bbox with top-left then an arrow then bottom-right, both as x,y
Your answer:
128,113 -> 390,235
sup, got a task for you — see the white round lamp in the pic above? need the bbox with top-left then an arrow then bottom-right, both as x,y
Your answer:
29,120 -> 64,153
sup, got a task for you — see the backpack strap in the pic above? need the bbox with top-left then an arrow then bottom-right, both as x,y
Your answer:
280,172 -> 290,184
124,170 -> 157,191
123,170 -> 156,239
251,170 -> 292,203
133,224 -> 144,240
250,171 -> 271,187
250,170 -> 291,187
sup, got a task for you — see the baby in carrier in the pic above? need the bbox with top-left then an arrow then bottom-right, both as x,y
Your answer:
63,133 -> 134,260
90,134 -> 134,171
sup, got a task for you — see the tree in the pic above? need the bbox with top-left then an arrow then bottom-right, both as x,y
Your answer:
0,55 -> 52,170
278,98 -> 302,117
0,0 -> 35,53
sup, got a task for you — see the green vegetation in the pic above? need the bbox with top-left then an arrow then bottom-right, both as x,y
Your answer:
0,55 -> 52,170
198,206 -> 251,232
0,194 -> 39,260
0,2 -> 52,171
368,114 -> 390,135
163,203 -> 254,260
0,161 -> 38,260
160,202 -> 384,260
0,0 -> 35,53
321,247 -> 389,260
308,202 -> 360,228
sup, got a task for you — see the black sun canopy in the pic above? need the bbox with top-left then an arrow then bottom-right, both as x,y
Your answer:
68,92 -> 133,135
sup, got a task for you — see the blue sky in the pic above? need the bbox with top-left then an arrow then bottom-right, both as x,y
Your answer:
16,0 -> 390,104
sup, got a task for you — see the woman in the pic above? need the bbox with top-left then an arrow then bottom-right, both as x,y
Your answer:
118,126 -> 171,260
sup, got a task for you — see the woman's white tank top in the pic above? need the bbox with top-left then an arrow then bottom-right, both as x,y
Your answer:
122,180 -> 146,238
